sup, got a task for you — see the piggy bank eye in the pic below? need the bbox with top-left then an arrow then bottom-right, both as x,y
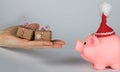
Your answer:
84,42 -> 87,45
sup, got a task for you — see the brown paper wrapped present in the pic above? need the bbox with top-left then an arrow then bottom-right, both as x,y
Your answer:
16,24 -> 52,41
16,26 -> 34,40
35,30 -> 52,41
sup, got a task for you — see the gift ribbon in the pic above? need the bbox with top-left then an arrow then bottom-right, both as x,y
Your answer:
45,25 -> 50,31
21,16 -> 34,37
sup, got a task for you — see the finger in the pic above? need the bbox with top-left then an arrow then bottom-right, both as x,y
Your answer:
23,41 -> 63,49
30,43 -> 62,49
31,45 -> 62,48
9,41 -> 63,49
3,26 -> 19,35
52,44 -> 62,48
20,44 -> 62,49
52,39 -> 65,45
0,31 -> 3,34
3,26 -> 18,31
10,41 -> 52,49
27,41 -> 53,47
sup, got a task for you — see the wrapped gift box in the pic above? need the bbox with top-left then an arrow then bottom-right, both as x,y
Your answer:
35,30 -> 52,41
16,24 -> 52,41
16,26 -> 34,40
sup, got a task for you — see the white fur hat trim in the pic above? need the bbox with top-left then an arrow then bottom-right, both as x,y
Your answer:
100,2 -> 112,16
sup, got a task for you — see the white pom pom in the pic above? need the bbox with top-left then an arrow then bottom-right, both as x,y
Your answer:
100,2 -> 112,16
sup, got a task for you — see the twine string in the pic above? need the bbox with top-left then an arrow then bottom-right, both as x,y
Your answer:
21,16 -> 34,37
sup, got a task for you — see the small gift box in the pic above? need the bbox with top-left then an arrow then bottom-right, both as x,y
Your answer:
35,30 -> 52,41
16,16 -> 52,41
16,17 -> 37,40
35,26 -> 52,41
16,26 -> 34,40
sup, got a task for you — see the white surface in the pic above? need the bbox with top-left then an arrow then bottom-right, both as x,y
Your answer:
1,48 -> 120,72
0,0 -> 120,72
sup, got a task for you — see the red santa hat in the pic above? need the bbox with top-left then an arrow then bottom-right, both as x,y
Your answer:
95,2 -> 115,37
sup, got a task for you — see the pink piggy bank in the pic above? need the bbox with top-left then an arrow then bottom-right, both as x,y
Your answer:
75,2 -> 120,70
75,34 -> 120,70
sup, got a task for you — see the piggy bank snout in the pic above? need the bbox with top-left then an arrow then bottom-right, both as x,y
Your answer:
75,40 -> 83,51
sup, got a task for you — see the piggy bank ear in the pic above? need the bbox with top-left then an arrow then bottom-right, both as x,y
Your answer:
87,34 -> 99,46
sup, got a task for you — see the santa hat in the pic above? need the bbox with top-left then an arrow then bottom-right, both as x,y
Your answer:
95,2 -> 115,37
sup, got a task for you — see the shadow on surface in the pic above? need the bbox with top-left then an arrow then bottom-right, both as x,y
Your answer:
3,48 -> 89,66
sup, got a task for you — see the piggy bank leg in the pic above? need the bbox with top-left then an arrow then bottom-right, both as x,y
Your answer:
93,64 -> 106,70
111,64 -> 120,69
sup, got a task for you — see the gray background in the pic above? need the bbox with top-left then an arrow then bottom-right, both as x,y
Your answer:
0,0 -> 120,72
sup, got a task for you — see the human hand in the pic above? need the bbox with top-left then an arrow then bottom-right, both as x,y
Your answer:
0,24 -> 65,49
